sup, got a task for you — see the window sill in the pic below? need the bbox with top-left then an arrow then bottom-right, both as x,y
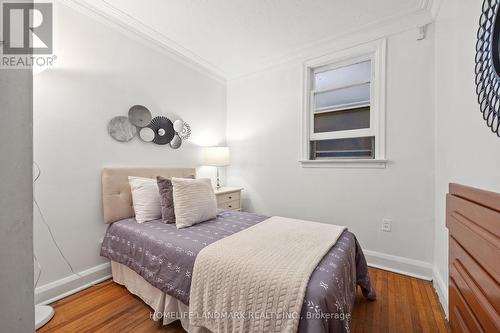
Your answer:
299,159 -> 387,169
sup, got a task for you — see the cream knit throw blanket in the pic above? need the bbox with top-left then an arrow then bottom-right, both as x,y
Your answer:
189,216 -> 346,333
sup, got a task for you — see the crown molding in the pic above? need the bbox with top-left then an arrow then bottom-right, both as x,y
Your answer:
420,0 -> 443,19
229,6 -> 434,81
58,0 -> 227,83
57,0 -> 439,81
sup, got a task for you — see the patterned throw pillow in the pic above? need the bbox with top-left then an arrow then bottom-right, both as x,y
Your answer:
172,177 -> 217,229
157,175 -> 194,224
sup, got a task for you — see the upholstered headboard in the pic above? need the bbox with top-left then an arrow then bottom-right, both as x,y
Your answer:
101,167 -> 196,224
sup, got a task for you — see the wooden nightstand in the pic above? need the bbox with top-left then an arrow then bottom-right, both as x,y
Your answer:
214,187 -> 243,211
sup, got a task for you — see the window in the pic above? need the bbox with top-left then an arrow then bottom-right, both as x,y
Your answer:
301,39 -> 386,168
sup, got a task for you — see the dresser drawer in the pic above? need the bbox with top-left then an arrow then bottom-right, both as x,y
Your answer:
218,199 -> 240,211
217,191 -> 240,204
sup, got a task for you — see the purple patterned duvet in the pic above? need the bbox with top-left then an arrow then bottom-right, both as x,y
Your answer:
100,210 -> 375,333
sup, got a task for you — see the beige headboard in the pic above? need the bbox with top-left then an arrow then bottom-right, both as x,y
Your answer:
101,167 -> 196,224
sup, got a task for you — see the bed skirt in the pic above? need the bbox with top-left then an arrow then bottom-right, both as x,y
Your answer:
111,261 -> 207,332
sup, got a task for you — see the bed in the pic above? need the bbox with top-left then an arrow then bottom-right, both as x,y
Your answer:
99,168 -> 375,333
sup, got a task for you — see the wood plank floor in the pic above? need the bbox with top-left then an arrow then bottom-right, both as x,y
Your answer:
38,268 -> 449,333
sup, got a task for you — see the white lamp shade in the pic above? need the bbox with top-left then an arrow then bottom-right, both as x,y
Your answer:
203,147 -> 230,166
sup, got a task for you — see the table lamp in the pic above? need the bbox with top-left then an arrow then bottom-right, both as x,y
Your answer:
203,147 -> 230,190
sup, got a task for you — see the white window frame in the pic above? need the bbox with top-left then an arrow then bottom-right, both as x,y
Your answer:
300,38 -> 387,168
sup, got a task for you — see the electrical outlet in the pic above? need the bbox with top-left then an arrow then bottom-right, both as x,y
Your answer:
382,219 -> 392,232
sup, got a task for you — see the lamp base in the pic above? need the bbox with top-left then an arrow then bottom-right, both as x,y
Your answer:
216,167 -> 221,190
35,304 -> 54,330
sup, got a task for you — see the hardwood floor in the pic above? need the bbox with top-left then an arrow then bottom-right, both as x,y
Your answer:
351,268 -> 449,333
38,268 -> 449,333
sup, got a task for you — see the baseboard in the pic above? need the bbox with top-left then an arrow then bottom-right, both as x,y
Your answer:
35,262 -> 111,305
363,250 -> 450,317
34,253 -> 447,317
364,249 -> 433,281
432,267 -> 449,318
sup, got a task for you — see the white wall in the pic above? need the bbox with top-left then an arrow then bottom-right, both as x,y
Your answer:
33,2 -> 226,300
227,28 -> 436,276
433,0 -> 500,313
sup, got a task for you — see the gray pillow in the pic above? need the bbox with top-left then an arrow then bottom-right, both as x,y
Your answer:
157,175 -> 193,224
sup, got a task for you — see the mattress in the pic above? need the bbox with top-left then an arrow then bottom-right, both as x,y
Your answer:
101,210 -> 375,333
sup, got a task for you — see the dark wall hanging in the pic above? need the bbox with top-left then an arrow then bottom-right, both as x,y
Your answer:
149,116 -> 175,145
107,105 -> 191,149
475,0 -> 500,136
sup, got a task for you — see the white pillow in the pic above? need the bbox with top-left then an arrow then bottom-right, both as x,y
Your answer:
172,177 -> 217,229
128,176 -> 162,223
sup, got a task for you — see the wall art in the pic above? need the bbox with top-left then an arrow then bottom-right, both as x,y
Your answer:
107,105 -> 191,148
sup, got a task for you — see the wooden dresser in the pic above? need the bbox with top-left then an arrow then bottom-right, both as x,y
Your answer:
446,183 -> 500,332
215,187 -> 243,211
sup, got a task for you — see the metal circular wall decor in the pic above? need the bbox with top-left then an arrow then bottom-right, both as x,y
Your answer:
128,105 -> 152,127
178,122 -> 191,140
169,134 -> 182,149
148,116 -> 175,145
139,127 -> 155,142
173,119 -> 184,133
475,0 -> 500,136
108,105 -> 190,148
108,116 -> 137,142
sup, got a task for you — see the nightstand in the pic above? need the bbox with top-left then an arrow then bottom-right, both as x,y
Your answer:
214,187 -> 243,211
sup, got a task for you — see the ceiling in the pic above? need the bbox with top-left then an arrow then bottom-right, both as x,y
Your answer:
75,0 -> 436,79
